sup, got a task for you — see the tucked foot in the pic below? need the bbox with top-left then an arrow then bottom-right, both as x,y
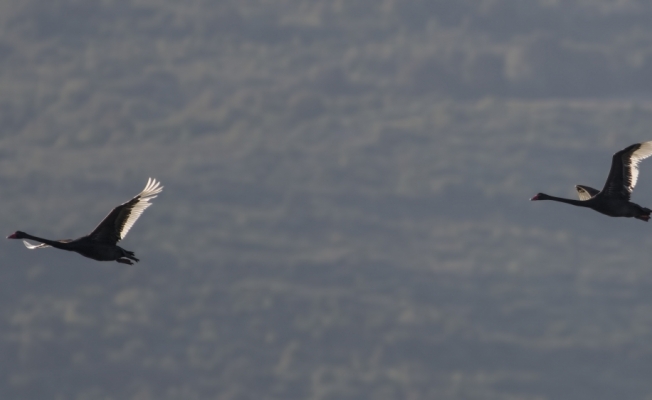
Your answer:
124,250 -> 139,263
116,258 -> 134,265
636,215 -> 650,222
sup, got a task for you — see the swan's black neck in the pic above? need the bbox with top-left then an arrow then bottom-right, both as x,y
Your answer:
536,193 -> 590,207
22,233 -> 73,250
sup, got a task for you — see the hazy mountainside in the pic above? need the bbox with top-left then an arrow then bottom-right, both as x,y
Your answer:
3,1 -> 652,399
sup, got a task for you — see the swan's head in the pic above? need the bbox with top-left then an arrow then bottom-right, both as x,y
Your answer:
7,231 -> 25,239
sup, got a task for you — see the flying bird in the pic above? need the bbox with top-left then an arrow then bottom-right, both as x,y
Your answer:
530,141 -> 652,221
7,178 -> 163,264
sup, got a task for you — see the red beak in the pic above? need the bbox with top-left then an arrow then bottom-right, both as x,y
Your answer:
530,194 -> 540,201
7,233 -> 17,239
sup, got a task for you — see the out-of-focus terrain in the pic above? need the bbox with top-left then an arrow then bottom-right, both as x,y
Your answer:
2,1 -> 652,399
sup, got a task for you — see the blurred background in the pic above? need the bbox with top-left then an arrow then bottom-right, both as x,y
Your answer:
2,1 -> 652,399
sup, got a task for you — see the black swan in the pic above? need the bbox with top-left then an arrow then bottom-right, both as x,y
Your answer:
7,178 -> 163,264
531,141 -> 652,221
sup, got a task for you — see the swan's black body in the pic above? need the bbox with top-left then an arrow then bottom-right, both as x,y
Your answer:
7,178 -> 163,264
531,142 -> 652,222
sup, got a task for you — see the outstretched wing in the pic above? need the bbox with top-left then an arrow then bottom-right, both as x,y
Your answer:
575,185 -> 600,201
601,141 -> 652,200
23,239 -> 72,249
88,178 -> 163,245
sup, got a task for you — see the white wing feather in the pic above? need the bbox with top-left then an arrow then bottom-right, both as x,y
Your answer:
574,185 -> 600,201
23,240 -> 50,249
119,177 -> 163,240
627,141 -> 652,192
576,187 -> 592,201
